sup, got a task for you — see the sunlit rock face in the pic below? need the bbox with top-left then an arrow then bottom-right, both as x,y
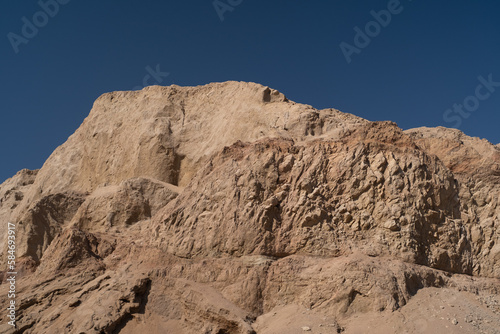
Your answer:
0,82 -> 499,334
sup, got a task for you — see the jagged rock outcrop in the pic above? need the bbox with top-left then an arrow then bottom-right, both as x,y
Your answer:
0,169 -> 38,255
13,192 -> 87,269
70,177 -> 179,233
3,81 -> 367,276
0,82 -> 499,334
151,123 -> 473,276
406,127 -> 500,277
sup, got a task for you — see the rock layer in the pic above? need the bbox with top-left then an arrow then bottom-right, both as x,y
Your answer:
0,82 -> 499,333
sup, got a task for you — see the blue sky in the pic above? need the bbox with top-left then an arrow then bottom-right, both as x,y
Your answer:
1,0 -> 499,183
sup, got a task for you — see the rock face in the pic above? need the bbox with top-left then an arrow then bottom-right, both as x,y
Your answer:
0,82 -> 499,334
151,124 -> 469,276
0,169 -> 38,253
405,127 -> 500,278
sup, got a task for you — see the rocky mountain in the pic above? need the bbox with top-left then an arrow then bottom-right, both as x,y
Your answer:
0,81 -> 499,333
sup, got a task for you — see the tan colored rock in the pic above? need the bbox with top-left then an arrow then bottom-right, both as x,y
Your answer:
34,227 -> 114,275
1,191 -> 86,276
0,169 -> 37,258
406,126 -> 500,277
70,177 -> 179,233
14,82 -> 365,210
5,82 -> 366,272
1,82 -> 500,333
151,123 -> 472,274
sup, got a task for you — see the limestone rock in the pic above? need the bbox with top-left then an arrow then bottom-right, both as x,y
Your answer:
151,123 -> 472,274
1,191 -> 86,275
406,126 -> 500,277
0,169 -> 38,256
70,177 -> 179,233
0,82 -> 499,333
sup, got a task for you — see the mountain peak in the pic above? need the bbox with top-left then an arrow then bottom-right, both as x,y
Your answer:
1,82 -> 499,333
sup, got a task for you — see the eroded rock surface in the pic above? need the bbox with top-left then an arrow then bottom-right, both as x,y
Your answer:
0,82 -> 499,333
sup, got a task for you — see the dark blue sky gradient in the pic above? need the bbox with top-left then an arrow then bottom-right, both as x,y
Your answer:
1,0 -> 499,182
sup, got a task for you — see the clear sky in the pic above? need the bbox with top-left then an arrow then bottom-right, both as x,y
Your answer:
1,0 -> 499,183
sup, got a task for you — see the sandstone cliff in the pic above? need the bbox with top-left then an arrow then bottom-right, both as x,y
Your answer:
0,82 -> 499,334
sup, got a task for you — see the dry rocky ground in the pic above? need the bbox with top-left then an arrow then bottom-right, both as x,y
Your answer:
0,81 -> 499,333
